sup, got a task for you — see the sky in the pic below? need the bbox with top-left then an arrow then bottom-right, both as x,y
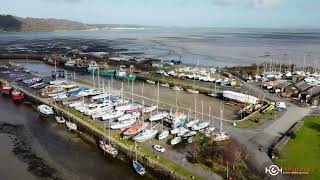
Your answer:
1,0 -> 319,28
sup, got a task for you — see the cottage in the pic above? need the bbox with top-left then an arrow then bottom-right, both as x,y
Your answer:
299,86 -> 320,102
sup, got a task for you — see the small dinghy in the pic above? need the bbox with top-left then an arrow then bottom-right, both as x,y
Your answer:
132,160 -> 145,176
55,116 -> 66,124
66,121 -> 77,131
37,104 -> 54,115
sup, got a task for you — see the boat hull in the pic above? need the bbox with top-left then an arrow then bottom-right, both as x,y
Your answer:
115,74 -> 137,81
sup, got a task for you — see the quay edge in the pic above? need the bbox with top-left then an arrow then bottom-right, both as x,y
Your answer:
1,79 -> 202,180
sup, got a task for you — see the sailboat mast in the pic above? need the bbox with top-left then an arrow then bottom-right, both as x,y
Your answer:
194,97 -> 197,119
201,100 -> 204,120
220,102 -> 224,132
156,82 -> 159,114
54,59 -> 57,80
92,69 -> 95,88
209,106 -> 211,125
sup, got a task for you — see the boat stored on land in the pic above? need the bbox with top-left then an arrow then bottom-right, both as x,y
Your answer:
110,118 -> 136,130
133,128 -> 158,142
123,122 -> 149,136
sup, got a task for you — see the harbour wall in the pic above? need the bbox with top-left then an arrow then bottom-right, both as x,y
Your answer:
4,81 -> 188,180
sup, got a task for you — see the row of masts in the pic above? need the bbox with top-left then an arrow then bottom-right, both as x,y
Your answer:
256,57 -> 320,74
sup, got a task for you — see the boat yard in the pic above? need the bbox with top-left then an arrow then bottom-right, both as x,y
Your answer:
0,60 -> 236,180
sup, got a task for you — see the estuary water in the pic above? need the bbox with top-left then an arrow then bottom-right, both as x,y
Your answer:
1,27 -> 320,67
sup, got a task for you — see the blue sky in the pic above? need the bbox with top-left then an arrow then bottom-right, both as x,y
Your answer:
1,0 -> 319,28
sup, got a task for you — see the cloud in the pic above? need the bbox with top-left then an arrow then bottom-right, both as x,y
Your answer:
211,0 -> 285,8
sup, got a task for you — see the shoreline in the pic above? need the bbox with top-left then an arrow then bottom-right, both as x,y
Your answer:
1,79 -> 203,180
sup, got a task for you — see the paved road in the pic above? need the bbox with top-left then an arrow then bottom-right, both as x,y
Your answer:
225,79 -> 311,178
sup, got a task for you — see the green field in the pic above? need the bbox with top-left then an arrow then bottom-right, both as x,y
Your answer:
275,116 -> 320,180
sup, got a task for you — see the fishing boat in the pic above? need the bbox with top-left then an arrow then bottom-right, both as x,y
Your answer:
170,136 -> 182,145
118,112 -> 140,121
66,121 -> 77,130
110,118 -> 136,130
132,160 -> 145,176
64,59 -> 76,70
186,119 -> 199,128
146,80 -> 156,84
87,60 -> 99,72
11,90 -> 24,101
55,116 -> 66,124
153,145 -> 165,152
133,128 -> 158,142
47,59 -> 60,66
1,83 -> 12,95
158,130 -> 169,140
101,110 -> 124,120
186,88 -> 199,94
88,61 -> 115,77
149,111 -> 168,121
143,105 -> 157,113
115,70 -> 136,81
99,139 -> 118,157
191,121 -> 210,131
172,86 -> 183,91
37,105 -> 54,115
123,122 -> 149,136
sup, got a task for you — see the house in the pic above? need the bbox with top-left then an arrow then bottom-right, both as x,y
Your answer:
294,80 -> 312,92
299,86 -> 320,102
275,81 -> 291,93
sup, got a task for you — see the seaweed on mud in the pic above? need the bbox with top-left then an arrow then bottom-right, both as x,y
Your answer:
0,122 -> 63,180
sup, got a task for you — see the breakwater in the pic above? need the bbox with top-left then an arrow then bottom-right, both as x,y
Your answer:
4,81 -> 195,180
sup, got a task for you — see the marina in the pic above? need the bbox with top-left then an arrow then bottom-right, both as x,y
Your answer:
0,60 -> 232,179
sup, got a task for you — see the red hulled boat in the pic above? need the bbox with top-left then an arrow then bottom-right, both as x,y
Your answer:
47,59 -> 60,66
11,90 -> 25,101
1,83 -> 13,95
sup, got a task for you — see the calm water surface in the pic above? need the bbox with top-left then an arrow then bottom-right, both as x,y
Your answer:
0,94 -> 147,180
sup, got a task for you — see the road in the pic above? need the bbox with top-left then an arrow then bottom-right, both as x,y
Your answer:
224,79 -> 311,178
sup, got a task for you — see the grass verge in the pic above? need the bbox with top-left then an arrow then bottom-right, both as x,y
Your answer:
275,115 -> 320,180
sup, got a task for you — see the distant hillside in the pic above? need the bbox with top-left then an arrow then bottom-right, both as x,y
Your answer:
0,15 -> 96,32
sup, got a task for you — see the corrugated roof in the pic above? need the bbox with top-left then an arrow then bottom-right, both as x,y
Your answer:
294,80 -> 312,92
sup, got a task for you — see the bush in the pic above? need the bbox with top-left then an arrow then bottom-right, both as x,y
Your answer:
288,131 -> 296,139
